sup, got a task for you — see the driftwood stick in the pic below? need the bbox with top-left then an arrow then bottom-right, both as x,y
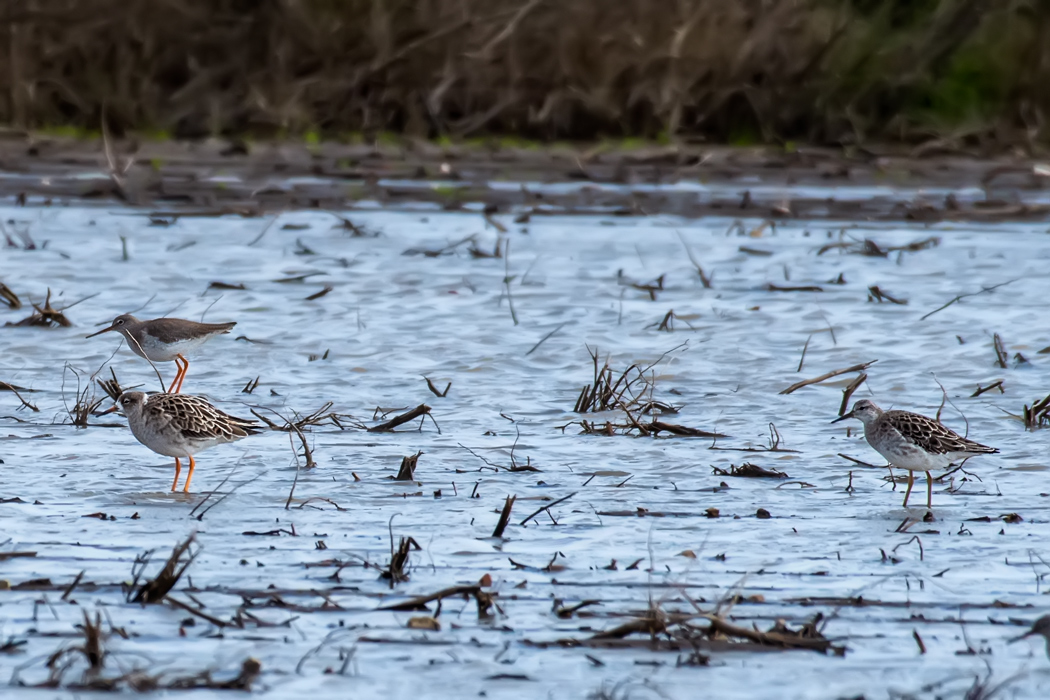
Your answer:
780,361 -> 877,395
368,404 -> 431,432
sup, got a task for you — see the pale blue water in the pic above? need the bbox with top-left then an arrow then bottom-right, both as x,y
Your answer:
1,201 -> 1050,698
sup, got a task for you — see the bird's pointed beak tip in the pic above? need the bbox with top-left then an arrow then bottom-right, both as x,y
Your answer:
98,405 -> 119,416
831,412 -> 854,424
86,326 -> 116,338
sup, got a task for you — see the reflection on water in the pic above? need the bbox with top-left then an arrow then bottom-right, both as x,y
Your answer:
2,201 -> 1050,698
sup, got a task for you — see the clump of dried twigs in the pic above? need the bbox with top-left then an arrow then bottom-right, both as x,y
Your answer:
574,347 -> 656,414
381,536 -> 421,588
251,402 -> 343,431
94,367 -> 127,402
26,614 -> 260,692
1023,394 -> 1050,430
712,463 -> 789,478
124,534 -> 199,604
531,598 -> 842,657
567,346 -> 723,438
63,365 -> 104,427
5,289 -> 71,327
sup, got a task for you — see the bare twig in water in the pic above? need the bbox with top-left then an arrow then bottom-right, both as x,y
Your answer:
378,584 -> 493,616
381,536 -> 420,588
797,335 -> 812,372
368,404 -> 436,433
424,377 -> 451,397
250,402 -> 336,432
867,286 -> 907,304
1,380 -> 38,412
676,231 -> 711,288
971,380 -> 1004,398
247,214 -> 281,247
395,451 -> 423,481
838,373 -> 868,416
520,492 -> 576,526
920,279 -> 1018,321
780,361 -> 876,395
502,238 -> 519,325
526,322 -> 569,356
764,283 -> 823,293
0,282 -> 21,309
492,496 -> 516,537
992,333 -> 1008,369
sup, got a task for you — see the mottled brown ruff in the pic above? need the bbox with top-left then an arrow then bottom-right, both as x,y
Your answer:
87,314 -> 236,393
833,399 -> 998,509
116,391 -> 258,492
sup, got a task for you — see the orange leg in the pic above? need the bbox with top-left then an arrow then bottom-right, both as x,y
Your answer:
167,355 -> 189,393
901,471 -> 914,508
173,354 -> 190,393
182,456 -> 196,492
171,457 -> 182,491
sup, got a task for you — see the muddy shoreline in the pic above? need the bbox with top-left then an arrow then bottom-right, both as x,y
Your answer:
1,134 -> 1049,222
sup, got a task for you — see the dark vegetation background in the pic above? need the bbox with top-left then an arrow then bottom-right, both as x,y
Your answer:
2,0 -> 1048,147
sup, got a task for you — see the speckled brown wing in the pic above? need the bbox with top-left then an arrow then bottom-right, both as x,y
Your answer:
144,394 -> 259,442
883,410 -> 998,455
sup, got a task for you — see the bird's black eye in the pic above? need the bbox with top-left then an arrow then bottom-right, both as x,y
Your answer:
115,319 -> 125,326
121,397 -> 130,405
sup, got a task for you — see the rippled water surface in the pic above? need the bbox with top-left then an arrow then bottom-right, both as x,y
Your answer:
3,199 -> 1050,699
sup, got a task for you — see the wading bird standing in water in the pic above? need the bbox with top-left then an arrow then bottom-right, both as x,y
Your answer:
833,399 -> 998,509
108,391 -> 258,492
88,314 -> 236,393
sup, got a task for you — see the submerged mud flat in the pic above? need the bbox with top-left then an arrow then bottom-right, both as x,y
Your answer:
1,195 -> 1050,699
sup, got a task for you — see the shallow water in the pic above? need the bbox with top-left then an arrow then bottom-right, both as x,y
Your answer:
2,200 -> 1050,699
